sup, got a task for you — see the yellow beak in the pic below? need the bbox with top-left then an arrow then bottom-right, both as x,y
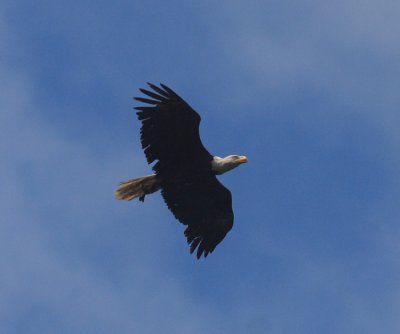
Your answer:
237,156 -> 248,164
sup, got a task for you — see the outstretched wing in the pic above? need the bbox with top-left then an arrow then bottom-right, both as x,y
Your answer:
135,83 -> 233,258
161,174 -> 233,259
135,83 -> 213,176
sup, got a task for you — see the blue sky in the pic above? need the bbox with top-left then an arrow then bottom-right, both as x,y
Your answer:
2,1 -> 400,333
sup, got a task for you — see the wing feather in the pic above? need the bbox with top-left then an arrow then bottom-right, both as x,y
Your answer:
134,97 -> 159,105
147,82 -> 170,98
139,88 -> 168,102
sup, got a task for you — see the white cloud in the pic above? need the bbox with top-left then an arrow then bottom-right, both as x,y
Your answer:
204,0 -> 400,117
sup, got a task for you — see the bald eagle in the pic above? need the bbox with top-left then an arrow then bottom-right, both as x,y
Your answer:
115,83 -> 247,258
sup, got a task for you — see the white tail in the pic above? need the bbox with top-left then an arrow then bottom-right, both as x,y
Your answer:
114,174 -> 161,202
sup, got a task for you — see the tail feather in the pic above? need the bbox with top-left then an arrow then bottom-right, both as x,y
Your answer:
114,174 -> 161,201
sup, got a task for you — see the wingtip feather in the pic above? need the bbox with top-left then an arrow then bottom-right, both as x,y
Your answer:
159,83 -> 176,96
146,82 -> 170,97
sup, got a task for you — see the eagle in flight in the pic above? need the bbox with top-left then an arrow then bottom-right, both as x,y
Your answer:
115,83 -> 248,258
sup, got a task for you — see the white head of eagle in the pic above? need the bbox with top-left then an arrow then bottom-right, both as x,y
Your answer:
211,155 -> 248,175
115,83 -> 248,259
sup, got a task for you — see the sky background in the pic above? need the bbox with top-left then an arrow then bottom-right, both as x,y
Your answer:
2,1 -> 400,333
